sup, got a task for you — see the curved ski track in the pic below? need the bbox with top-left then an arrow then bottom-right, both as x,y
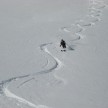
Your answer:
0,0 -> 107,108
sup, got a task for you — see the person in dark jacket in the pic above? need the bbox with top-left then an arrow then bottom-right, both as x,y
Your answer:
60,39 -> 66,51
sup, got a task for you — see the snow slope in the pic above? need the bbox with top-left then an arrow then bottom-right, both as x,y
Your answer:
0,0 -> 108,108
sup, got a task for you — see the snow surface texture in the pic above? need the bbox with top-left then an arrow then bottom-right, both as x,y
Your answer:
0,0 -> 108,108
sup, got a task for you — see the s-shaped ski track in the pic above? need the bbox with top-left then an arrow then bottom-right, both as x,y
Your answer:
0,0 -> 107,108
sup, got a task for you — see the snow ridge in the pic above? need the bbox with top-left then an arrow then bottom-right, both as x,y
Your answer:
0,0 -> 107,108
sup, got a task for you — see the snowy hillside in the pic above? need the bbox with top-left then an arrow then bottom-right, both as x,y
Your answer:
0,0 -> 108,108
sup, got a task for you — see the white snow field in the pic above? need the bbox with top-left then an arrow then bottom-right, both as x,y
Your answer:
0,0 -> 108,108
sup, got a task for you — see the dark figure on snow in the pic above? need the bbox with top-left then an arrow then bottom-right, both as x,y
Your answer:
60,39 -> 66,51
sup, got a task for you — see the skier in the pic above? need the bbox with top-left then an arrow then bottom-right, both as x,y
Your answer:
60,39 -> 66,51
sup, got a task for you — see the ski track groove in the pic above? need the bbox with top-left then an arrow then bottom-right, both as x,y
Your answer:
17,78 -> 35,89
0,0 -> 107,108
